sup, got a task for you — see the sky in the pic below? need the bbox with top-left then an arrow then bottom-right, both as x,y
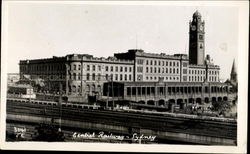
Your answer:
4,2 -> 240,81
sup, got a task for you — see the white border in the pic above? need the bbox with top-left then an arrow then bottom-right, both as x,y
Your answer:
1,1 -> 248,153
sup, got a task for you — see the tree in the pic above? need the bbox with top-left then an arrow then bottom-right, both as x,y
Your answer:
211,101 -> 232,115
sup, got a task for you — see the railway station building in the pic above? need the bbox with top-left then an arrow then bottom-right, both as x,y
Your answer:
18,11 -> 236,105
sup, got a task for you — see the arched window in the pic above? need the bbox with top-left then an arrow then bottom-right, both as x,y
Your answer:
72,85 -> 76,92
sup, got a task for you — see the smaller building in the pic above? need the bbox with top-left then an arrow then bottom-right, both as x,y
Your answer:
8,84 -> 36,99
103,80 -> 234,112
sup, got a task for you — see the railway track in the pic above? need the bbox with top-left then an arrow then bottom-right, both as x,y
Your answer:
6,100 -> 237,140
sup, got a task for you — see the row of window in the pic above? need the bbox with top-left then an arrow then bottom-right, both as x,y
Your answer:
145,67 -> 179,74
86,65 -> 133,73
189,69 -> 206,75
145,76 -> 180,81
208,70 -> 219,75
21,64 -> 64,72
188,69 -> 219,75
188,76 -> 205,82
188,76 -> 218,82
86,73 -> 133,81
126,85 -> 228,96
144,59 -> 180,67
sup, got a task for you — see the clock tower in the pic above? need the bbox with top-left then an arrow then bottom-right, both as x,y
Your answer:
189,10 -> 205,65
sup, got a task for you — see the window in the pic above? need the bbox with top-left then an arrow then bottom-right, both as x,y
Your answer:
150,67 -> 153,73
162,61 -> 164,66
199,34 -> 203,40
183,69 -> 187,74
154,61 -> 157,65
93,65 -> 95,71
158,68 -> 160,73
69,73 -> 71,80
129,74 -> 132,81
120,74 -> 123,81
154,67 -> 157,73
98,65 -> 101,71
78,85 -> 81,93
170,62 -> 172,66
158,61 -> 161,65
74,65 -> 76,70
110,74 -> 113,80
137,67 -> 143,72
86,73 -> 90,80
73,73 -> 76,80
125,74 -> 127,81
166,68 -> 168,73
177,62 -> 179,67
146,67 -> 149,73
78,73 -> 81,80
87,65 -> 90,71
137,59 -> 144,64
105,66 -> 109,71
200,43 -> 203,49
116,66 -> 118,72
106,74 -> 109,80
146,60 -> 149,65
111,66 -> 113,72
125,67 -> 127,72
120,66 -> 123,72
183,62 -> 188,67
115,74 -> 118,81
129,67 -> 132,72
150,60 -> 153,65
173,62 -> 175,66
173,68 -> 175,74
170,68 -> 172,73
166,61 -> 168,66
78,65 -> 81,70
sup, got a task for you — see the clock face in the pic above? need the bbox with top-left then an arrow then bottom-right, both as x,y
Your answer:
191,25 -> 196,31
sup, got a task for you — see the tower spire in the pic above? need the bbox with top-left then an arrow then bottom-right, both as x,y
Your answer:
231,59 -> 236,74
230,59 -> 237,82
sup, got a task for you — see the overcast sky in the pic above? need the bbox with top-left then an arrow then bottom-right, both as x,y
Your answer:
4,2 -> 240,81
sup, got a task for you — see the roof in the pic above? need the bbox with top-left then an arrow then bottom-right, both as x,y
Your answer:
193,10 -> 201,17
104,81 -> 228,87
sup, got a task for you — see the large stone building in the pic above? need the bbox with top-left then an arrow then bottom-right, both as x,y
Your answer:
19,11 -> 229,104
19,54 -> 134,101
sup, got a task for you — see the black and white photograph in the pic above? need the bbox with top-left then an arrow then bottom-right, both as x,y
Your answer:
1,1 -> 248,153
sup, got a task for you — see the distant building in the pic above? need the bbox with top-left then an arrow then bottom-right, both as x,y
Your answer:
8,84 -> 36,99
230,59 -> 237,83
7,73 -> 20,85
